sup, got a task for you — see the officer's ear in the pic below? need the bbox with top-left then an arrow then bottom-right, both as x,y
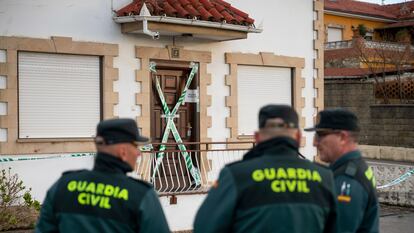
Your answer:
117,144 -> 129,162
339,130 -> 354,145
295,129 -> 302,145
254,131 -> 262,143
254,131 -> 260,143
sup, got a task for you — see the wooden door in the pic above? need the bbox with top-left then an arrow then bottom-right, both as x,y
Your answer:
150,67 -> 199,191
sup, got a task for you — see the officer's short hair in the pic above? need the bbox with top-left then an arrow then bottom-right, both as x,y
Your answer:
258,105 -> 299,129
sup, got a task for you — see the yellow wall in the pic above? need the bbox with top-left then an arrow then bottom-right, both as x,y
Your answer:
324,14 -> 387,41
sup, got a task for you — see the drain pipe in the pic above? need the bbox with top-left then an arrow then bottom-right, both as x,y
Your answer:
139,3 -> 159,39
142,17 -> 160,39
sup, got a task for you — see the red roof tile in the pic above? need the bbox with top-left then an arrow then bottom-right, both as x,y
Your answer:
325,0 -> 414,21
170,0 -> 190,18
325,0 -> 396,19
325,68 -> 371,77
200,0 -> 214,9
379,20 -> 414,29
180,1 -> 200,18
382,2 -> 414,20
325,67 -> 411,78
325,48 -> 359,61
208,6 -> 224,22
116,0 -> 255,26
164,2 -> 178,16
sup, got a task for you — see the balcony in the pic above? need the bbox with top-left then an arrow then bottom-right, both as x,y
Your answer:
324,40 -> 353,50
325,39 -> 414,51
134,141 -> 255,195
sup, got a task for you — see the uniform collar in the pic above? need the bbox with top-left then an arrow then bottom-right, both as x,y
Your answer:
330,150 -> 361,170
243,137 -> 299,160
93,152 -> 133,174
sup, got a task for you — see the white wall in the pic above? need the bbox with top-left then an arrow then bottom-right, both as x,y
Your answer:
0,0 -> 317,230
0,155 -> 94,201
160,194 -> 206,231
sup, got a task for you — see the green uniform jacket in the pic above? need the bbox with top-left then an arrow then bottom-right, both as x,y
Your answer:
35,152 -> 170,233
330,150 -> 379,233
194,137 -> 337,233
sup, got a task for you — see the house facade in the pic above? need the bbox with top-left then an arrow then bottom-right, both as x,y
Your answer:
0,0 -> 324,230
325,0 -> 414,43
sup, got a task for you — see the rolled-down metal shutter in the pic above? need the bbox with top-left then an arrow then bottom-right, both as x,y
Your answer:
237,65 -> 292,136
18,52 -> 100,138
328,27 -> 343,42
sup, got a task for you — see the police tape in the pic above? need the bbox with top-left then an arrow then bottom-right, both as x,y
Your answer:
377,168 -> 414,189
1,151 -> 412,189
149,61 -> 201,185
0,153 -> 96,162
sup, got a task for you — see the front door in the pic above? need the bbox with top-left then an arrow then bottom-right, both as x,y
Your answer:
150,65 -> 199,192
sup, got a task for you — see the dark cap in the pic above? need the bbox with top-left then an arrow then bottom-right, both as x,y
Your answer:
258,105 -> 299,129
305,108 -> 360,132
95,118 -> 148,145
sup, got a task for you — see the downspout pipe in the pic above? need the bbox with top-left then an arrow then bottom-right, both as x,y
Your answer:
142,17 -> 160,39
139,3 -> 159,39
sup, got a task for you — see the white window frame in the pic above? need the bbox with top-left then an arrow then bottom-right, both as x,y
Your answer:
225,52 -> 305,144
236,65 -> 292,136
18,52 -> 102,139
327,27 -> 343,42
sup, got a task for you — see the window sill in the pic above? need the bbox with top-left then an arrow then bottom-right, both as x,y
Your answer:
17,138 -> 94,143
237,135 -> 254,140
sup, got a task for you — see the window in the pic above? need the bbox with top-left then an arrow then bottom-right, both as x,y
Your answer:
365,31 -> 373,41
225,52 -> 304,144
327,27 -> 343,42
18,52 -> 101,138
237,65 -> 292,135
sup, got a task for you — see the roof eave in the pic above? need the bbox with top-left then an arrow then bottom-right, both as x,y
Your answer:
324,9 -> 397,23
113,15 -> 263,34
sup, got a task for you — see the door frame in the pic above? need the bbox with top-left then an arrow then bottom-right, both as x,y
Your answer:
149,60 -> 200,144
135,46 -> 212,143
135,46 -> 212,187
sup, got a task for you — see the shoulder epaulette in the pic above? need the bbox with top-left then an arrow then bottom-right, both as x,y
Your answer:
344,162 -> 358,177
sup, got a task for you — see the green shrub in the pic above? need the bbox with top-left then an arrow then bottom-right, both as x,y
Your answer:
0,167 -> 40,231
357,24 -> 367,37
396,28 -> 411,43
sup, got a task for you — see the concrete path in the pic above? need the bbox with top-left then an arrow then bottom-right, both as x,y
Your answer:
380,204 -> 414,233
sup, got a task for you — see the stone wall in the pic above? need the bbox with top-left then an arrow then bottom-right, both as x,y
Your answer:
369,105 -> 414,147
325,80 -> 375,145
325,80 -> 414,148
371,161 -> 414,207
361,145 -> 414,163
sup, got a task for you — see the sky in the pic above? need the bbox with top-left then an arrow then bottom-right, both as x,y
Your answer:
358,0 -> 409,4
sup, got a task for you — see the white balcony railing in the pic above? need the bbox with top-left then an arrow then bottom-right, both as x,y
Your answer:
324,40 -> 353,50
134,141 -> 254,195
325,39 -> 414,51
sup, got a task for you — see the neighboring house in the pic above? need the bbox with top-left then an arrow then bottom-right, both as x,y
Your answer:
324,0 -> 414,80
323,1 -> 414,189
0,0 -> 324,230
324,1 -> 414,207
324,0 -> 414,93
324,0 -> 414,43
324,0 -> 390,42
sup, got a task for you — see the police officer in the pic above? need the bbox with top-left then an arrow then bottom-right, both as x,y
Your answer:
194,105 -> 337,233
36,118 -> 170,233
306,108 -> 379,233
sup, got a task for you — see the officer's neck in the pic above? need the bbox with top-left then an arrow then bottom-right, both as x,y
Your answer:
94,152 -> 133,174
332,143 -> 358,164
